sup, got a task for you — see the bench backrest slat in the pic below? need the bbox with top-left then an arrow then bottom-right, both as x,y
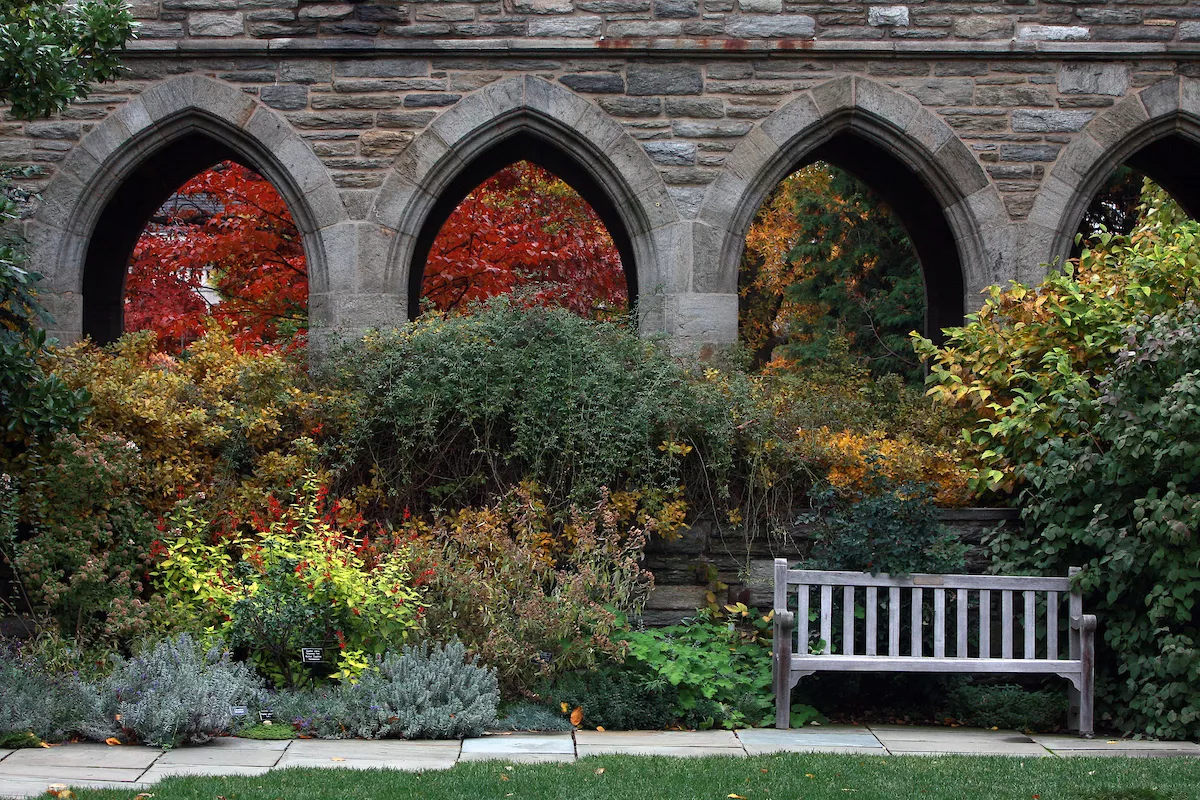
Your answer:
843,586 -> 855,656
1047,591 -> 1059,660
979,589 -> 991,658
865,586 -> 878,657
933,589 -> 946,658
1024,590 -> 1037,659
888,586 -> 900,657
911,587 -> 923,658
820,585 -> 833,655
797,584 -> 809,656
1002,590 -> 1015,658
956,589 -> 969,658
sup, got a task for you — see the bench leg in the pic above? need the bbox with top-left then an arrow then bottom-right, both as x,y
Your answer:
1079,617 -> 1096,737
773,610 -> 795,729
774,668 -> 792,730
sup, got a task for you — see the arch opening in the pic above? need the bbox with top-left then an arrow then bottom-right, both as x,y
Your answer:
81,131 -> 309,349
738,129 -> 966,378
1069,133 -> 1200,254
409,131 -> 638,320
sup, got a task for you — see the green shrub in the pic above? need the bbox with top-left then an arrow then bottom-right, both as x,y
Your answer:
993,304 -> 1200,740
543,665 -> 680,731
619,608 -> 780,729
323,299 -> 731,515
0,640 -> 97,743
915,182 -> 1200,495
273,642 -> 499,740
494,701 -> 574,732
236,722 -> 296,740
0,433 -> 162,644
93,633 -> 264,747
948,683 -> 1067,731
801,467 -> 966,576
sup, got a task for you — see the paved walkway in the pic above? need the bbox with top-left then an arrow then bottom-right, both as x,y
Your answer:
2,725 -> 1198,797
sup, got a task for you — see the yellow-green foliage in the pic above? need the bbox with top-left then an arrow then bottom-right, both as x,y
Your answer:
54,328 -> 343,515
914,183 -> 1200,494
155,475 -> 423,685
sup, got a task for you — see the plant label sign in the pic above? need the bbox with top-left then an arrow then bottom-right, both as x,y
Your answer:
230,706 -> 248,717
301,647 -> 323,663
259,709 -> 274,723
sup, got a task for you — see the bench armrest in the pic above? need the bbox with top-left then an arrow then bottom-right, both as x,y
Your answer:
774,609 -> 795,638
1070,614 -> 1097,633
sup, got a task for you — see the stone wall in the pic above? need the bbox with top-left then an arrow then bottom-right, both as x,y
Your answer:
3,2 -> 1199,350
640,507 -> 1020,624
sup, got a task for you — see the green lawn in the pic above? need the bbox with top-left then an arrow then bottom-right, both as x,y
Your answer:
73,753 -> 1200,800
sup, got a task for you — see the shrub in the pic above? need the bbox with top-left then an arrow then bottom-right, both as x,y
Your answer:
92,633 -> 263,748
53,327 -> 341,517
543,665 -> 679,731
0,640 -> 97,743
948,683 -> 1067,732
619,607 -> 780,729
354,641 -> 499,739
993,305 -> 1200,740
494,701 -> 574,732
273,642 -> 499,740
0,433 -> 162,644
322,299 -> 731,515
802,467 -> 967,576
914,182 -> 1200,494
411,483 -> 655,696
156,476 -> 424,685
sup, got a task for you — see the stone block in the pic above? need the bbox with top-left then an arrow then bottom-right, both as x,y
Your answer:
189,11 -> 245,35
667,185 -> 705,219
287,111 -> 374,129
1057,63 -> 1129,97
1016,25 -> 1089,42
725,14 -> 815,39
1084,94 -> 1148,151
739,0 -> 780,12
868,6 -> 909,27
672,120 -> 751,137
999,144 -> 1060,162
975,85 -> 1054,107
136,21 -> 186,37
359,129 -> 415,156
281,59 -> 331,85
513,0 -> 573,13
559,73 -> 625,93
376,110 -> 438,128
654,0 -> 697,19
627,64 -> 703,96
1011,109 -> 1094,132
644,140 -> 696,165
24,122 -> 82,140
403,93 -> 461,107
260,84 -> 308,110
335,59 -> 427,78
1182,21 -> 1200,41
608,20 -> 683,37
952,16 -> 1012,40
599,97 -> 661,117
904,78 -> 974,106
300,3 -> 354,19
664,97 -> 723,118
1139,77 -> 1181,120
528,16 -> 602,36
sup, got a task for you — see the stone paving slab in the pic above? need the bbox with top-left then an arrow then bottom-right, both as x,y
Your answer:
574,730 -> 739,747
882,740 -> 1052,756
2,743 -> 160,769
276,755 -> 459,771
1,777 -> 152,799
155,745 -> 284,767
576,744 -> 746,758
0,763 -> 149,782
461,733 -> 574,756
1032,735 -> 1200,754
736,728 -> 885,755
459,751 -> 576,763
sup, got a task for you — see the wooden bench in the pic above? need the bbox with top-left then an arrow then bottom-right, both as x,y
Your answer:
771,559 -> 1097,736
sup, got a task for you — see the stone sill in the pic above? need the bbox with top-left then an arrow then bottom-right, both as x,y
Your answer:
122,37 -> 1200,59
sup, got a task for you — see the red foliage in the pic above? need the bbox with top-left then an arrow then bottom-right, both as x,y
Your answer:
421,161 -> 628,317
124,161 -> 307,352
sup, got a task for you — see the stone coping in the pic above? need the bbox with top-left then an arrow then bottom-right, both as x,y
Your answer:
1,725 -> 1197,797
120,37 -> 1200,59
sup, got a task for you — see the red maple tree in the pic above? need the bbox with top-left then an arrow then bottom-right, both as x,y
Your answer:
421,161 -> 627,317
124,161 -> 307,352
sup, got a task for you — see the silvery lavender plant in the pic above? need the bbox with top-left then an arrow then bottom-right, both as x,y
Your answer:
92,633 -> 263,748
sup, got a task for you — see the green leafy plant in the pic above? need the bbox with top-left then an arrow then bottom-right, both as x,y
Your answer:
948,682 -> 1067,732
544,665 -> 680,731
801,466 -> 966,576
619,607 -> 780,729
156,476 -> 424,686
993,304 -> 1200,740
914,181 -> 1200,495
236,721 -> 296,740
